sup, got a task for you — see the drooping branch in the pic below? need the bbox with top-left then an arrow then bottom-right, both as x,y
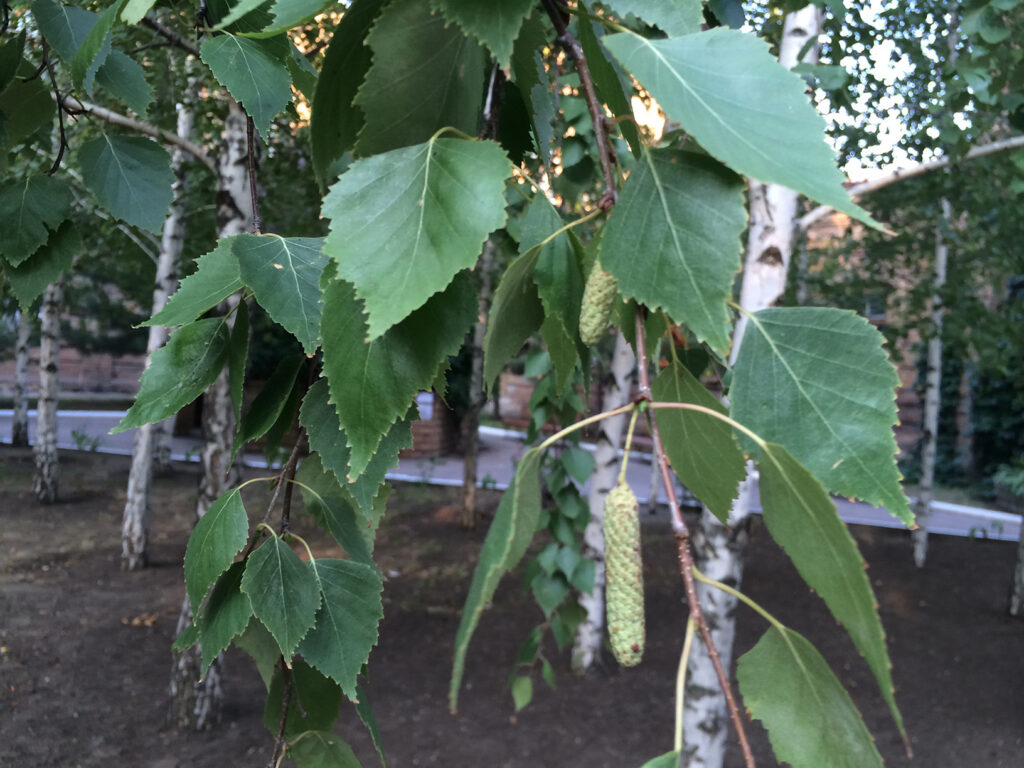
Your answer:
141,15 -> 201,57
799,134 -> 1024,232
57,93 -> 217,174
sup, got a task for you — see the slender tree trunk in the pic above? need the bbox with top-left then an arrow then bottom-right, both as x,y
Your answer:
912,198 -> 950,568
11,311 -> 32,447
170,96 -> 252,730
683,7 -> 823,765
461,238 -> 497,529
122,74 -> 195,570
33,281 -> 63,503
572,331 -> 636,672
1011,533 -> 1024,617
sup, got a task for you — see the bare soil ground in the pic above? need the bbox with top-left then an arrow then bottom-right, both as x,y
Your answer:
1,447 -> 1022,767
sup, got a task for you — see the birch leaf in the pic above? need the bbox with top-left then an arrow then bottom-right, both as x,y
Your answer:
198,562 -> 253,676
78,134 -> 174,233
96,50 -> 154,115
603,0 -> 703,36
482,245 -> 544,392
184,489 -> 249,615
430,0 -> 535,67
296,454 -> 375,567
603,29 -> 878,226
757,442 -> 905,740
601,149 -> 745,357
143,238 -> 243,328
450,448 -> 542,713
0,174 -> 72,266
737,626 -> 885,768
114,317 -> 231,432
5,221 -> 79,309
730,307 -> 910,524
288,731 -> 362,768
71,0 -> 119,94
233,353 -> 304,460
235,234 -> 328,354
200,34 -> 291,138
577,14 -> 642,157
242,535 -> 321,658
322,137 -> 509,337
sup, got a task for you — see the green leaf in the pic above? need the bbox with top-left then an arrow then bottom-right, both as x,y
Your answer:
233,354 -> 304,460
300,379 -> 415,514
354,679 -> 386,767
757,442 -> 905,740
736,626 -> 884,768
265,660 -> 342,738
576,11 -> 641,157
602,29 -> 877,226
430,0 -> 535,67
265,0 -> 335,34
242,535 -> 321,658
184,489 -> 249,615
309,0 -> 384,188
200,34 -> 291,139
77,134 -> 174,233
5,221 -> 79,310
730,307 -> 910,524
32,0 -> 93,64
296,454 -> 376,567
354,0 -> 485,155
510,15 -> 554,167
235,234 -> 327,354
322,137 -> 509,337
450,447 -> 542,713
229,300 -> 249,422
560,446 -> 594,485
143,238 -> 243,327
0,175 -> 72,266
71,0 -> 120,94
638,751 -> 681,768
236,618 -> 280,688
197,562 -> 253,676
0,32 -> 25,93
288,731 -> 361,768
113,317 -> 231,433
120,0 -> 157,25
298,558 -> 384,700
0,62 -> 55,149
172,622 -> 199,654
320,273 -> 475,478
601,149 -> 745,357
603,0 -> 702,36
540,658 -> 555,689
651,361 -> 744,522
511,676 -> 533,712
286,42 -> 318,101
96,50 -> 154,115
531,571 -> 569,617
482,244 -> 544,392
213,0 -> 268,30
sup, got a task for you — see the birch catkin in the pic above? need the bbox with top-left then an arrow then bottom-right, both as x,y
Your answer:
604,481 -> 645,666
578,258 -> 617,346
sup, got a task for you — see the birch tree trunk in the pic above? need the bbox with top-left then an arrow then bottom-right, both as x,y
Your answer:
11,311 -> 32,447
169,96 -> 252,730
1011,533 -> 1024,617
683,7 -> 823,765
122,75 -> 195,571
572,331 -> 636,672
33,281 -> 63,503
912,198 -> 950,568
461,238 -> 496,529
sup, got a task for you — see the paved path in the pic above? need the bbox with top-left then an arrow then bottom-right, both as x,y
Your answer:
1,411 -> 1019,542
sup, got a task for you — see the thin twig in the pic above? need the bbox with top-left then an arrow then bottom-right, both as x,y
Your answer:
541,0 -> 617,209
141,15 -> 201,57
240,440 -> 304,560
42,43 -> 68,176
634,311 -> 757,768
266,659 -> 293,768
246,115 -> 262,233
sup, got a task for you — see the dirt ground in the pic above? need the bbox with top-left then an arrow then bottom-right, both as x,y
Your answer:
1,447 -> 1022,768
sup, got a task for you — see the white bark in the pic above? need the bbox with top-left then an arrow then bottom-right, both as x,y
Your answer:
33,281 -> 63,503
683,7 -> 823,766
912,198 -> 950,568
170,96 -> 252,730
572,331 -> 636,672
122,75 -> 194,570
11,312 -> 32,447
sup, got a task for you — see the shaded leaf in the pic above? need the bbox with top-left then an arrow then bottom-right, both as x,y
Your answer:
482,244 -> 544,392
77,134 -> 174,233
143,238 -> 243,327
0,62 -> 55,149
603,29 -> 877,226
601,149 -> 745,357
531,571 -> 569,617
213,0 -> 267,30
172,622 -> 199,654
730,307 -> 910,524
242,535 -> 321,658
354,678 -> 386,767
288,731 -> 361,768
431,0 -> 535,67
113,317 -> 231,432
450,448 -> 541,712
184,489 -> 249,615
198,562 -> 253,676
71,0 -> 119,94
32,0 -> 93,63
0,175 -> 71,266
0,31 -> 24,93
235,234 -> 327,354
560,446 -> 594,485
298,558 -> 384,700
235,618 -> 280,688
266,0 -> 337,35
638,752 -> 681,768
232,353 -> 304,460
320,272 -> 475,478
737,626 -> 884,768
322,137 -> 509,337
576,12 -> 641,157
296,454 -> 375,566
758,441 -> 905,740
354,0 -> 485,155
651,361 -> 744,522
96,50 -> 154,115
265,660 -> 342,738
200,34 -> 291,139
5,221 -> 79,309
229,300 -> 249,422
511,676 -> 533,712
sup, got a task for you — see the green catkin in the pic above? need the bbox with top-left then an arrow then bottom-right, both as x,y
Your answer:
578,259 -> 618,346
603,481 -> 645,667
